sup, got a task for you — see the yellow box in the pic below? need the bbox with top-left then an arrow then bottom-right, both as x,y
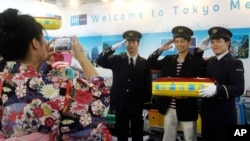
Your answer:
149,109 -> 164,127
152,77 -> 216,97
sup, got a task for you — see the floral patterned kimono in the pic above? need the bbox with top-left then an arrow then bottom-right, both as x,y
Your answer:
0,62 -> 111,141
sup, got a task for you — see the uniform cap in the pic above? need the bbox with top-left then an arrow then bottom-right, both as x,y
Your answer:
123,30 -> 142,41
172,26 -> 193,38
208,27 -> 232,39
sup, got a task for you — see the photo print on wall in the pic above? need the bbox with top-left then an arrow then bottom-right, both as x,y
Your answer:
231,35 -> 249,59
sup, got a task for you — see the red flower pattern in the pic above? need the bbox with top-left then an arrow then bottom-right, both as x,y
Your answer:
74,90 -> 93,105
45,117 -> 55,127
33,107 -> 44,118
8,111 -> 17,123
48,98 -> 63,111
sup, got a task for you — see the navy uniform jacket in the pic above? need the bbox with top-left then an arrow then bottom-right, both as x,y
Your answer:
96,47 -> 152,112
147,49 -> 206,121
201,53 -> 245,125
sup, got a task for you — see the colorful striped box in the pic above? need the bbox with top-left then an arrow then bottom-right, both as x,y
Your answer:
152,77 -> 216,97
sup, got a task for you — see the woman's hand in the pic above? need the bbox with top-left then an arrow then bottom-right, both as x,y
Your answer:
45,38 -> 56,62
70,36 -> 86,61
70,36 -> 98,79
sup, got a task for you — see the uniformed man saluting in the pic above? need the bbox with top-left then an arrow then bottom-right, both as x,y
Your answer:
197,26 -> 245,141
96,30 -> 152,141
147,26 -> 206,141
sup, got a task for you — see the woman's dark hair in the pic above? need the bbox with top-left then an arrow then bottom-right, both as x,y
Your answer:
0,8 -> 44,61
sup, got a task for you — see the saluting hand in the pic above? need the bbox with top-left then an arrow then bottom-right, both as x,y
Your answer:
111,39 -> 126,50
198,36 -> 210,51
159,39 -> 174,52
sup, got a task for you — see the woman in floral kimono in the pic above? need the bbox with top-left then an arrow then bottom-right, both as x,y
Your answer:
0,8 -> 111,141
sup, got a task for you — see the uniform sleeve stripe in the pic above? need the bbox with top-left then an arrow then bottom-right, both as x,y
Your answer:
222,85 -> 229,99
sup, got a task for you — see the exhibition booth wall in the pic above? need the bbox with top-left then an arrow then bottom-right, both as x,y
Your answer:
0,0 -> 250,94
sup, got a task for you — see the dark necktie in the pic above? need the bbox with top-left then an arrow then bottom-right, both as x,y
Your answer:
129,57 -> 134,67
129,57 -> 134,73
213,57 -> 218,64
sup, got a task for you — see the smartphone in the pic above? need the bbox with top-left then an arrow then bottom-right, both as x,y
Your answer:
54,37 -> 73,52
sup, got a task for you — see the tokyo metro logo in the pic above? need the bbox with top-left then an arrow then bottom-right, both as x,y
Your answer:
70,14 -> 87,26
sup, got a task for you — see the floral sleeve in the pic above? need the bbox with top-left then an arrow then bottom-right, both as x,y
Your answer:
60,76 -> 111,141
0,76 -> 4,138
